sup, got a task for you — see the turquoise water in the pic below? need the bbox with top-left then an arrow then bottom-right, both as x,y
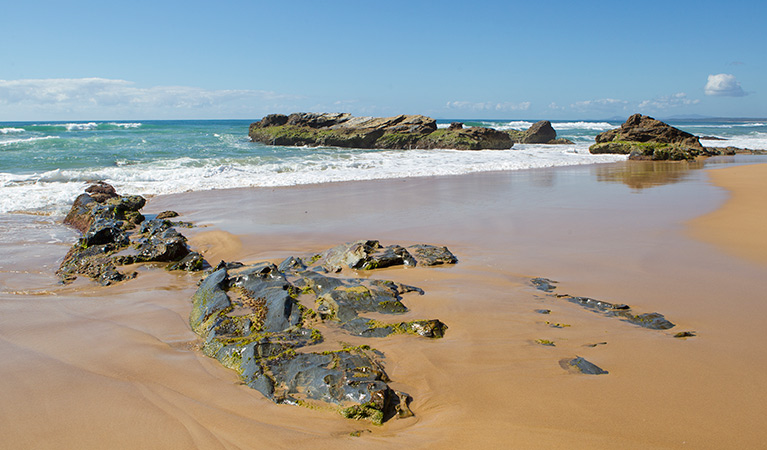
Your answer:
1,118 -> 765,214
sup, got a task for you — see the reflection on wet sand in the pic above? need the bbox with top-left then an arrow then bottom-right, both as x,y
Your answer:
594,155 -> 767,190
594,160 -> 705,190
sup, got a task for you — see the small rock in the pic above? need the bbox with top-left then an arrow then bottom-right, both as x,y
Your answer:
531,277 -> 557,292
156,210 -> 180,219
166,251 -> 206,271
560,356 -> 608,375
84,181 -> 118,203
673,331 -> 696,338
407,244 -> 458,266
522,120 -> 557,144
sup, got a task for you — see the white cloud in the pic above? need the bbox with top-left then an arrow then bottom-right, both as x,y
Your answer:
704,74 -> 747,97
446,101 -> 531,112
569,98 -> 629,111
0,78 -> 301,120
638,92 -> 700,110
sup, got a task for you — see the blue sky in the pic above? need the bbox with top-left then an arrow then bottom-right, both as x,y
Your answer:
1,0 -> 764,120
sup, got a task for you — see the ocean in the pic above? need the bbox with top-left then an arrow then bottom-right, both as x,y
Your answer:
1,118 -> 766,216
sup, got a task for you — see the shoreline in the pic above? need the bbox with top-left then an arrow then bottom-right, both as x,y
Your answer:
2,158 -> 767,448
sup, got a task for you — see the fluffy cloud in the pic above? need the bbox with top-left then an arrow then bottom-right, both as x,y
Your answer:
446,101 -> 531,112
704,74 -> 747,97
0,78 -> 300,120
638,92 -> 700,110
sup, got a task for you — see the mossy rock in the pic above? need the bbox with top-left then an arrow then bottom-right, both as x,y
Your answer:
589,140 -> 697,161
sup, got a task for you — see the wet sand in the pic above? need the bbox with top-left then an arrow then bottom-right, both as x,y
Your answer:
2,158 -> 767,449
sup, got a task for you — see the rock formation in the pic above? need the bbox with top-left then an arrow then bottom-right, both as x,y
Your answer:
249,112 -> 513,150
58,183 -> 206,285
589,114 -> 719,160
506,120 -> 574,145
190,240 -> 456,424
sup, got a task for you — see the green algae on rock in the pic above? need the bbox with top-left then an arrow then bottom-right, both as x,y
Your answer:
589,114 -> 721,161
189,240 -> 455,424
58,183 -> 207,285
249,112 -> 513,150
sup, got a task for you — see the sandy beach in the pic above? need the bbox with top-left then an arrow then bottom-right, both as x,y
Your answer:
2,158 -> 767,449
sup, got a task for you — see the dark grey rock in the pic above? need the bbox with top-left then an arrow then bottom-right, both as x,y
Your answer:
58,185 -> 207,284
135,228 -> 190,262
531,277 -> 558,292
560,356 -> 608,375
188,241 -> 453,423
166,251 -> 206,271
155,210 -> 180,220
522,120 -> 557,144
530,277 -> 675,330
561,295 -> 674,330
407,244 -> 458,266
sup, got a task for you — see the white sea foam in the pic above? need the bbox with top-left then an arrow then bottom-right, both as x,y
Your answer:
65,122 -> 99,131
0,145 -> 626,215
700,132 -> 767,150
490,121 -> 534,131
551,121 -> 614,131
1,127 -> 25,134
0,136 -> 59,146
682,122 -> 766,129
108,122 -> 142,128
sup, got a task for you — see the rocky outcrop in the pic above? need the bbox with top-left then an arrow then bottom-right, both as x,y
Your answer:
57,183 -> 207,285
190,240 -> 456,424
522,120 -> 557,143
589,114 -> 721,160
249,113 -> 513,150
506,120 -> 574,145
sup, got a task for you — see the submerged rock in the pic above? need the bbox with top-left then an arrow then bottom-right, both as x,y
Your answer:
531,277 -> 558,293
189,241 -> 455,424
560,295 -> 675,330
530,278 -> 675,330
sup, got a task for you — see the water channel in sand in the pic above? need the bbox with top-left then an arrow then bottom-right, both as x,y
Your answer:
1,157 -> 766,449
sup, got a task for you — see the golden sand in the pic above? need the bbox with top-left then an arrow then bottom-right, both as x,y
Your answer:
2,161 -> 767,449
688,163 -> 767,265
